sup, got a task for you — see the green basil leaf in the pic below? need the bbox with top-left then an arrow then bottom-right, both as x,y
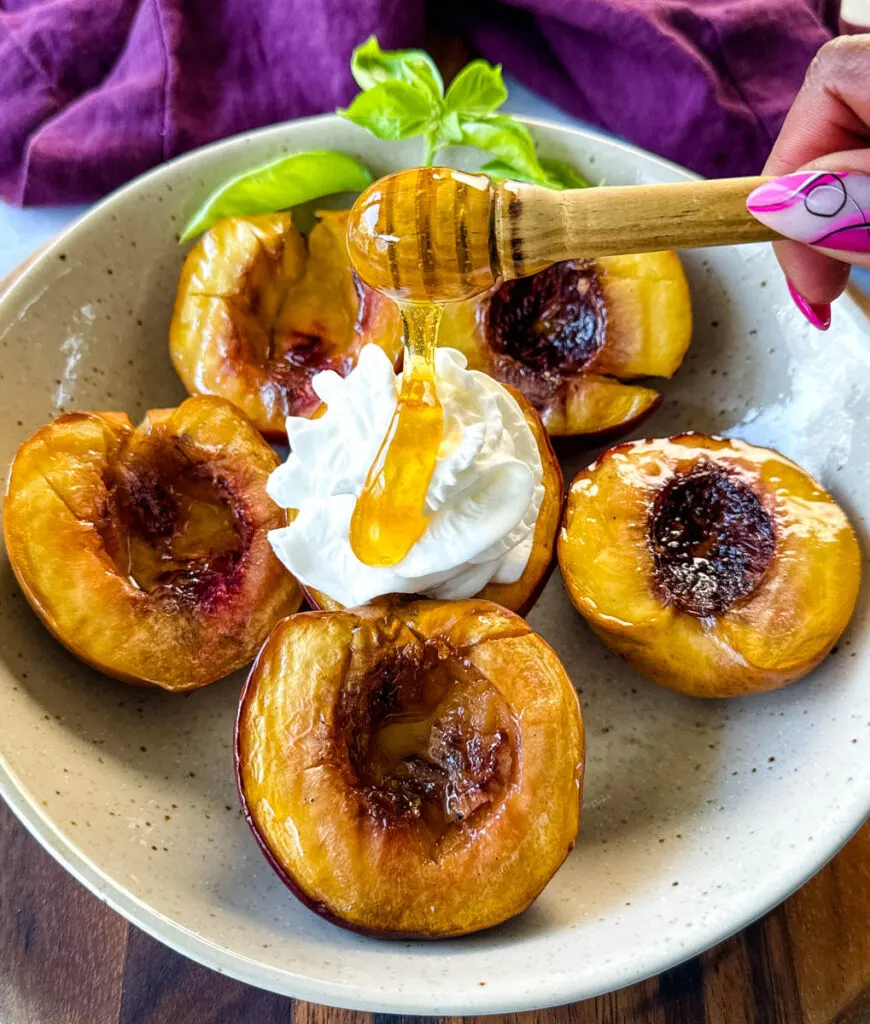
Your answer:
338,80 -> 437,140
437,110 -> 464,147
481,157 -> 591,191
445,60 -> 507,116
459,115 -> 544,180
179,150 -> 373,242
350,35 -> 443,102
540,157 -> 590,189
479,159 -> 542,186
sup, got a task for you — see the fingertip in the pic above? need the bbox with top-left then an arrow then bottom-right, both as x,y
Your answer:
772,240 -> 850,305
786,279 -> 832,331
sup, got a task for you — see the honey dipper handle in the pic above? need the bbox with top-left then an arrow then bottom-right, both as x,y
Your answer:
494,175 -> 777,278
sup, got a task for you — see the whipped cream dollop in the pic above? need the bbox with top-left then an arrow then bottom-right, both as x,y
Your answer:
267,344 -> 544,607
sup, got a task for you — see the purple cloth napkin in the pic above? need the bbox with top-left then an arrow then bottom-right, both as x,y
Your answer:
0,0 -> 838,206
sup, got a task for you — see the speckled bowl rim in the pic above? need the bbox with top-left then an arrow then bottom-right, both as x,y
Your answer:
0,114 -> 867,1014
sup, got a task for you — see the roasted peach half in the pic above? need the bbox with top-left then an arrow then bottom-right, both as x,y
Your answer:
559,434 -> 861,697
170,209 -> 401,439
304,386 -> 563,616
235,596 -> 584,937
436,253 -> 692,439
4,396 -> 302,690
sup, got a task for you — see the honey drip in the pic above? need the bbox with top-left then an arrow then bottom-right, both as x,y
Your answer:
349,301 -> 444,567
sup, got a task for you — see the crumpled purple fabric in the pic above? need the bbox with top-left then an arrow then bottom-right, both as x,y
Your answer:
0,0 -> 838,206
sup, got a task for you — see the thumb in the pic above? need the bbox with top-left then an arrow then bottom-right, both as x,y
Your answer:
748,157 -> 870,258
747,156 -> 870,306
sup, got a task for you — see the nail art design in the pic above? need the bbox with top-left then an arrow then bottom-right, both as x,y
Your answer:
786,280 -> 831,331
747,171 -> 870,253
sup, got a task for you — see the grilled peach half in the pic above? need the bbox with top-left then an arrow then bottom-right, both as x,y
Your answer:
437,253 -> 692,439
4,396 -> 302,690
304,386 -> 563,616
235,596 -> 584,937
559,434 -> 861,697
170,209 -> 400,439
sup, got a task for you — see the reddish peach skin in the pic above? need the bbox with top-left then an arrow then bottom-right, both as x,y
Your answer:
4,396 -> 303,690
235,596 -> 585,938
170,209 -> 401,441
558,433 -> 862,697
435,252 -> 692,441
304,386 -> 564,616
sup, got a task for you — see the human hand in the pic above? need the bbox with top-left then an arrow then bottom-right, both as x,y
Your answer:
746,36 -> 870,330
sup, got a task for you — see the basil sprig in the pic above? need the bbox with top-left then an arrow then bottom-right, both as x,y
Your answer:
339,37 -> 588,190
179,38 -> 590,242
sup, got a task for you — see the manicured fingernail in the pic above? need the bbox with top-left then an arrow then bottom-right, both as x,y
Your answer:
747,171 -> 870,253
787,279 -> 831,331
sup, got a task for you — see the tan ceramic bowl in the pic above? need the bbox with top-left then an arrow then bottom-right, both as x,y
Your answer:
0,116 -> 868,1014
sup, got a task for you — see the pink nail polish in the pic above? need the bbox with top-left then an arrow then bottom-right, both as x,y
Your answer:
787,279 -> 831,331
747,171 -> 870,253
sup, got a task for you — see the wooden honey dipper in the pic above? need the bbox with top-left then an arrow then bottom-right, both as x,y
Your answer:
346,166 -> 778,302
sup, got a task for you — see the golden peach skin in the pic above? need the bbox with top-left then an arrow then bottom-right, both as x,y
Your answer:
437,253 -> 692,439
4,396 -> 302,690
558,434 -> 861,697
170,209 -> 401,439
305,386 -> 564,616
235,596 -> 584,938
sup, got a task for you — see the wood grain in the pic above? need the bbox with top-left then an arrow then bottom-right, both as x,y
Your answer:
1,774 -> 868,1023
0,799 -> 126,1024
787,823 -> 870,1024
497,176 -> 778,279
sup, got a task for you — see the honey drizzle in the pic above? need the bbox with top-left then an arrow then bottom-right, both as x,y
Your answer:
349,301 -> 444,567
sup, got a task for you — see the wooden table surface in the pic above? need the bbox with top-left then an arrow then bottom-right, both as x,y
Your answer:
2,799 -> 869,1024
3,235 -> 870,1024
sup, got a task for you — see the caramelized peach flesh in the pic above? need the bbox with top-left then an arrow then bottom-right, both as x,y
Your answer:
305,386 -> 563,615
4,396 -> 302,690
437,252 -> 692,438
235,597 -> 584,937
558,434 -> 861,697
170,210 -> 401,439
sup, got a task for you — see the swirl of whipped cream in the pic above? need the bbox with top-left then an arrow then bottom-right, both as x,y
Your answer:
267,345 -> 544,608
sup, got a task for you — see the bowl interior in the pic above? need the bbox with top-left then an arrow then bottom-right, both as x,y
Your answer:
0,116 -> 868,1014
